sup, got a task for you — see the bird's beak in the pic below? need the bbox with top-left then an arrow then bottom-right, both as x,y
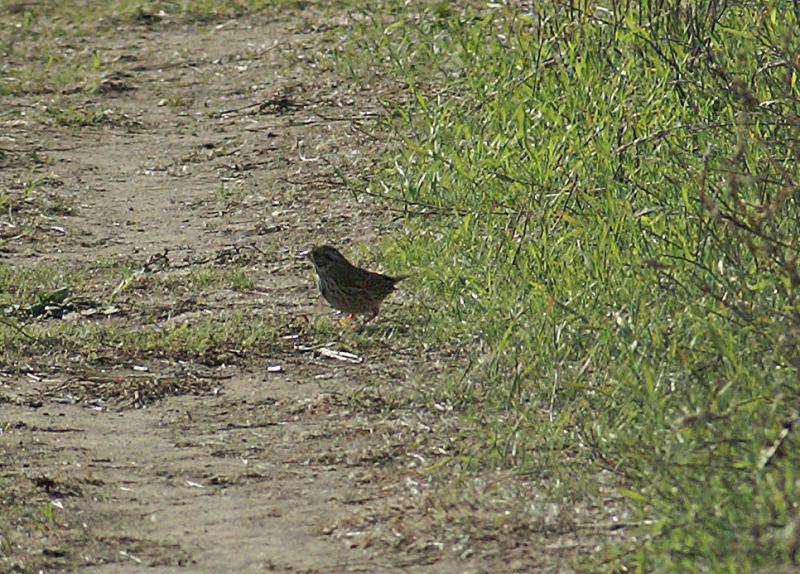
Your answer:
299,248 -> 311,260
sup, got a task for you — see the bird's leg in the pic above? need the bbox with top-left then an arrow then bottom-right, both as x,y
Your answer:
362,308 -> 380,325
353,310 -> 378,334
337,314 -> 356,328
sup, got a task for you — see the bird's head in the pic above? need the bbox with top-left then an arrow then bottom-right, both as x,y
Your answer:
308,245 -> 349,272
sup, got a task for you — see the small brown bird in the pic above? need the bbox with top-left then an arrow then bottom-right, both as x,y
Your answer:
307,245 -> 407,324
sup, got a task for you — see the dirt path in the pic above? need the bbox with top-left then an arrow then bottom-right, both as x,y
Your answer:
1,5 -> 607,573
4,366 -> 420,573
1,7 -> 438,573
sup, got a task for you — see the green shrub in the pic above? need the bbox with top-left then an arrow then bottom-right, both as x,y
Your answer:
345,1 -> 800,570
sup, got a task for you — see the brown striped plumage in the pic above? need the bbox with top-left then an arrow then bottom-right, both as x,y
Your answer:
308,245 -> 406,320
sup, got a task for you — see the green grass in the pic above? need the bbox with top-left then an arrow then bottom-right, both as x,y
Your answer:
0,261 -> 276,364
183,266 -> 256,291
63,312 -> 279,360
144,264 -> 257,292
42,104 -> 124,128
0,263 -> 77,304
342,1 -> 800,571
2,301 -> 279,364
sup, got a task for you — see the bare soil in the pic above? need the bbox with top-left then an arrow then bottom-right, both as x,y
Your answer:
1,5 -> 612,573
